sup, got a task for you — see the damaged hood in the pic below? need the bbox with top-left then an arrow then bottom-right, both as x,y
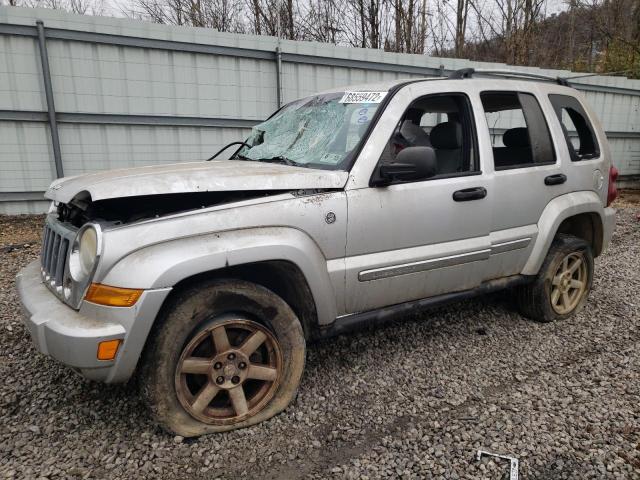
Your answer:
45,160 -> 349,203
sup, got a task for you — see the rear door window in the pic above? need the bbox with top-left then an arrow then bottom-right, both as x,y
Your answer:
548,94 -> 600,161
480,91 -> 556,170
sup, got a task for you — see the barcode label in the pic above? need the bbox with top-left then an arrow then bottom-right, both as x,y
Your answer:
339,91 -> 387,104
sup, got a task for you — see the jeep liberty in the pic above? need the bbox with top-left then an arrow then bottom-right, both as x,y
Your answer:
17,69 -> 617,436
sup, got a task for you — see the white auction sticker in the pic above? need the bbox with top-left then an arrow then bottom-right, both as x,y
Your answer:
339,91 -> 387,104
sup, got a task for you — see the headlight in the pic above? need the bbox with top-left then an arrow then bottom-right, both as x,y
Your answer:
69,225 -> 100,282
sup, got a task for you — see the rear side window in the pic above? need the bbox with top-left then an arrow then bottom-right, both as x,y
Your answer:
481,91 -> 556,170
549,94 -> 600,161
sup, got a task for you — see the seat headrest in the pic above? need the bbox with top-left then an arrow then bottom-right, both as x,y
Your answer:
503,127 -> 530,148
400,121 -> 432,147
404,107 -> 423,124
430,122 -> 462,150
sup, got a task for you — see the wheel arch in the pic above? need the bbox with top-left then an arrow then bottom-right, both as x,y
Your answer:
522,191 -> 606,275
163,260 -> 318,339
100,227 -> 338,332
556,212 -> 603,256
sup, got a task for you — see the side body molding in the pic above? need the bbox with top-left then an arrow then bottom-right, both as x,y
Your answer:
522,191 -> 606,275
100,227 -> 338,325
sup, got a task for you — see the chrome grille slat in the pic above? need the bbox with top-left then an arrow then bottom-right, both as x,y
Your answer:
55,239 -> 69,285
50,233 -> 61,280
41,227 -> 49,267
42,227 -> 52,268
45,230 -> 56,274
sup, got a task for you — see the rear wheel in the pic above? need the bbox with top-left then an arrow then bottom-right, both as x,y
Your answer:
139,279 -> 306,436
516,234 -> 594,323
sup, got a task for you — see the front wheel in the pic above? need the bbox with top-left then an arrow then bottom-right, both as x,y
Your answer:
516,234 -> 594,323
139,280 -> 306,436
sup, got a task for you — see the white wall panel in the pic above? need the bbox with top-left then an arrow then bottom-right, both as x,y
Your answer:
0,121 -> 55,191
57,123 -> 251,175
0,35 -> 45,111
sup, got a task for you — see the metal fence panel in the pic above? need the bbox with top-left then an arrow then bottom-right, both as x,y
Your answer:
58,123 -> 251,175
0,34 -> 45,111
0,122 -> 54,191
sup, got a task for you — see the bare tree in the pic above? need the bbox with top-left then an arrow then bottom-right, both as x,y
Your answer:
454,0 -> 470,56
16,0 -> 105,14
298,0 -> 343,43
128,0 -> 246,31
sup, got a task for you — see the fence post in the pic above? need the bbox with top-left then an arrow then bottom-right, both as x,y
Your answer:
36,20 -> 64,179
275,46 -> 282,108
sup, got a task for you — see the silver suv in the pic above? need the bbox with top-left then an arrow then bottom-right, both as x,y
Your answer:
17,69 -> 617,436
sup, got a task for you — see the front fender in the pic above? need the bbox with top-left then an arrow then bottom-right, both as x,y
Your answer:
522,191 -> 606,275
100,227 -> 338,325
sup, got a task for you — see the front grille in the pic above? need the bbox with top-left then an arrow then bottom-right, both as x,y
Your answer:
41,225 -> 69,286
40,216 -> 77,304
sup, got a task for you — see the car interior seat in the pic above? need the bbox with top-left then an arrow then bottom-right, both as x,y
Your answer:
430,121 -> 463,174
493,127 -> 533,168
399,107 -> 432,148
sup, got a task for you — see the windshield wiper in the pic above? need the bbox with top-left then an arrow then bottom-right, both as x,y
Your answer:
255,156 -> 303,167
206,141 -> 250,161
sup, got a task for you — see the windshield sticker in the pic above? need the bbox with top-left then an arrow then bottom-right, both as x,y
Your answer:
356,107 -> 370,124
339,91 -> 387,104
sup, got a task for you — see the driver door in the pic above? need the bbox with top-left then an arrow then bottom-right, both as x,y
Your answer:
344,91 -> 492,314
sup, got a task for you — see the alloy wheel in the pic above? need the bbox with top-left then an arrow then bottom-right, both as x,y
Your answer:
550,252 -> 588,315
175,318 -> 282,425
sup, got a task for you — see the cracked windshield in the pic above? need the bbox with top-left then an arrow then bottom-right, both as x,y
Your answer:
235,91 -> 386,170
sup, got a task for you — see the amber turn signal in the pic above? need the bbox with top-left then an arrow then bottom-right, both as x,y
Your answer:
85,283 -> 143,307
97,339 -> 121,361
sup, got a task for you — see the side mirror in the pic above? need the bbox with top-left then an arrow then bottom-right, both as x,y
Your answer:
376,146 -> 438,184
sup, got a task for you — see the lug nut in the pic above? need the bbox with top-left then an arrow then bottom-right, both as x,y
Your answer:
227,353 -> 236,360
238,362 -> 247,370
231,375 -> 240,384
216,376 -> 224,385
214,362 -> 222,370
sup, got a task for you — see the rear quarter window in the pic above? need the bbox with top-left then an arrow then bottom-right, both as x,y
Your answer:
548,94 -> 600,161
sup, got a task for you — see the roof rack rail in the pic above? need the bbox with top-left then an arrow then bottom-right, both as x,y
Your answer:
448,68 -> 570,86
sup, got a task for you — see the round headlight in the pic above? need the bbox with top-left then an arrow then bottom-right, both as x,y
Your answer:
69,226 -> 99,282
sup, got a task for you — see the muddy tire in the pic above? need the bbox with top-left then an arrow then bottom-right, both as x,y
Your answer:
138,279 -> 306,437
516,234 -> 594,323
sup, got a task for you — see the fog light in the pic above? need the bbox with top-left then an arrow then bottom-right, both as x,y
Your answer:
85,283 -> 143,307
97,339 -> 121,361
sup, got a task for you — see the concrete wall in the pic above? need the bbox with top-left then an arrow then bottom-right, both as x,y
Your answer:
1,6 -> 639,213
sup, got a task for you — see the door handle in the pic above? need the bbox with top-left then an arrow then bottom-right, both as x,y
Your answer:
544,174 -> 567,186
452,187 -> 487,202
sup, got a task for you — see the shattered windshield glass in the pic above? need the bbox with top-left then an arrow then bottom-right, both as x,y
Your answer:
234,92 -> 385,170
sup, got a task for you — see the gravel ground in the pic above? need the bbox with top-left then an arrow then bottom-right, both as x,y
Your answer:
1,193 -> 639,479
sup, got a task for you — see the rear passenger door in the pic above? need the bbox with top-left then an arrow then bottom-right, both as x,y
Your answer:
479,90 -> 569,280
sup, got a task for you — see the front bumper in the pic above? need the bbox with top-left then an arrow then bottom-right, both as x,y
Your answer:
17,261 -> 171,383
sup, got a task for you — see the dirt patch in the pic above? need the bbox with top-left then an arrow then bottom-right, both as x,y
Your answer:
0,215 -> 45,247
615,189 -> 640,209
